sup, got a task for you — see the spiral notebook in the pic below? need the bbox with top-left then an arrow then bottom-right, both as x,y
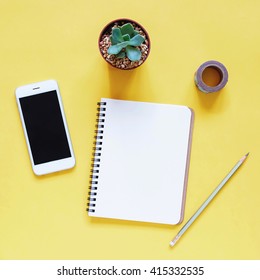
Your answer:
87,98 -> 194,225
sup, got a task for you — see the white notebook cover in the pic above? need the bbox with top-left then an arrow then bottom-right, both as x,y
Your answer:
88,98 -> 194,225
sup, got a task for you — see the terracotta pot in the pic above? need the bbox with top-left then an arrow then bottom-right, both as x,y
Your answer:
98,18 -> 151,70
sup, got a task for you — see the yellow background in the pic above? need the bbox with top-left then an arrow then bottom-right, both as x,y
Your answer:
0,0 -> 259,260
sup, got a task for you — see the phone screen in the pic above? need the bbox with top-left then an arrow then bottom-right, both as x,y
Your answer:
19,90 -> 71,165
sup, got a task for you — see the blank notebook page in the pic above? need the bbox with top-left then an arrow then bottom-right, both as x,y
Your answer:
88,98 -> 194,225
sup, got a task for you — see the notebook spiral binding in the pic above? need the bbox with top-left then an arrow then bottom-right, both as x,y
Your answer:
87,101 -> 106,213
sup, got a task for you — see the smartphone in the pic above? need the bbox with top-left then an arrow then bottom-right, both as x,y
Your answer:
15,80 -> 75,175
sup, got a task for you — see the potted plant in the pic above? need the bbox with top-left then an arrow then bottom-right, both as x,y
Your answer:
98,18 -> 151,70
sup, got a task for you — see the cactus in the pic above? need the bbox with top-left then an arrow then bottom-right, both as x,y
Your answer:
107,23 -> 145,61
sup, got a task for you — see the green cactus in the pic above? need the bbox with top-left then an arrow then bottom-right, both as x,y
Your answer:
107,23 -> 145,61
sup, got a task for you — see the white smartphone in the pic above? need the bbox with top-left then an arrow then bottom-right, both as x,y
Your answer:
15,80 -> 75,175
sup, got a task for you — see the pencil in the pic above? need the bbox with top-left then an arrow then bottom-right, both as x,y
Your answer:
169,153 -> 249,247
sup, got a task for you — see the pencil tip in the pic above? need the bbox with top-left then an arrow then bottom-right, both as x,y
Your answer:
169,236 -> 179,247
240,152 -> 249,162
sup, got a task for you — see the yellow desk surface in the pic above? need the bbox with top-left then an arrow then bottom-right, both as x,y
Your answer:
0,0 -> 259,260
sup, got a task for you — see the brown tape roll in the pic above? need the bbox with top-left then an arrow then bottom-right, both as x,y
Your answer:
194,60 -> 228,93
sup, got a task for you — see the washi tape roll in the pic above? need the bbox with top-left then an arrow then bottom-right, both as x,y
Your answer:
194,60 -> 228,93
